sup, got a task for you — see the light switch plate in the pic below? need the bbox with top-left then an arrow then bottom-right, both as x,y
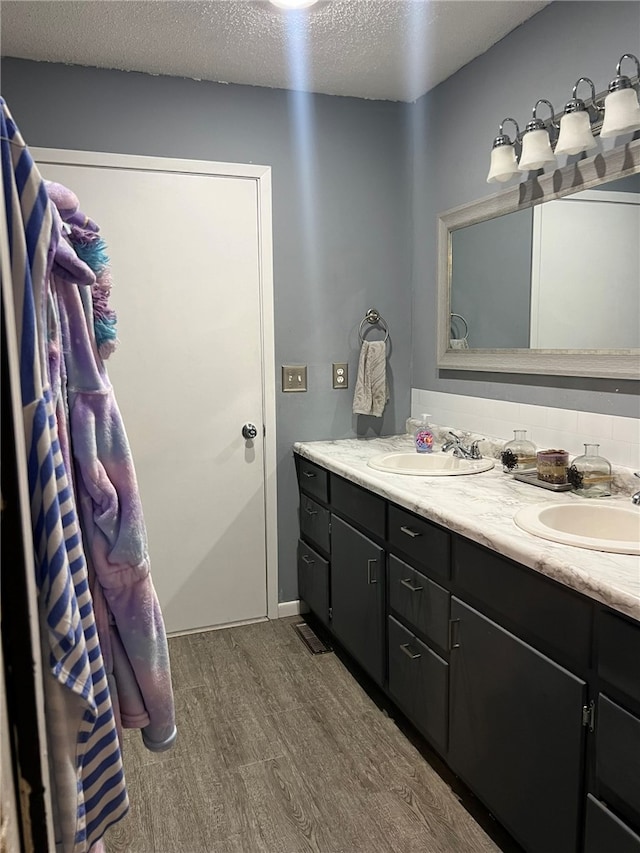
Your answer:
282,364 -> 307,392
332,363 -> 348,389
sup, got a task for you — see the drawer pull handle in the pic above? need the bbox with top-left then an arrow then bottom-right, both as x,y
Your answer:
449,618 -> 461,650
400,643 -> 421,660
367,559 -> 378,585
400,526 -> 421,538
400,578 -> 423,593
303,471 -> 317,479
301,555 -> 315,566
305,506 -> 318,516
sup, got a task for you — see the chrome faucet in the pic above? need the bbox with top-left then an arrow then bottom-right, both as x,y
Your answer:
441,431 -> 483,460
632,472 -> 640,505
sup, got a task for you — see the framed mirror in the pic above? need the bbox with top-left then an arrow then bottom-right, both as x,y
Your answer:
437,138 -> 640,379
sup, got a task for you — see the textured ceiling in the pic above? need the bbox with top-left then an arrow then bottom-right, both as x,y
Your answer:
0,0 -> 549,102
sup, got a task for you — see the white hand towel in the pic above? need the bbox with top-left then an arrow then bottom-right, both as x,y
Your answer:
352,340 -> 388,417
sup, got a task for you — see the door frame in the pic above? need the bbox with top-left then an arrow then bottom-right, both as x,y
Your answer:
33,148 -> 279,621
529,188 -> 640,348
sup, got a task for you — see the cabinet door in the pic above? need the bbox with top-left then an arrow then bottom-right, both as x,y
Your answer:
297,540 -> 329,626
449,598 -> 586,853
330,515 -> 384,685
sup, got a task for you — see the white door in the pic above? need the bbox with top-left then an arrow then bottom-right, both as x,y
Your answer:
36,154 -> 276,634
530,190 -> 640,349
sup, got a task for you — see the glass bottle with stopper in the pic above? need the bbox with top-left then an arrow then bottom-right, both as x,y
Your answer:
567,444 -> 612,498
501,430 -> 537,473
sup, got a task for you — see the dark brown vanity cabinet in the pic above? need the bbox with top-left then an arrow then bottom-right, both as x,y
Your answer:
387,614 -> 448,750
297,540 -> 330,627
449,537 -> 594,853
330,515 -> 385,686
387,553 -> 450,749
328,469 -> 386,686
449,598 -> 586,853
294,454 -> 640,853
296,457 -> 331,626
584,611 -> 640,852
295,457 -> 387,686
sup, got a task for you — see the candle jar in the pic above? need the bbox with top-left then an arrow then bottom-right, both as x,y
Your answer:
501,430 -> 537,473
537,449 -> 569,484
567,444 -> 612,498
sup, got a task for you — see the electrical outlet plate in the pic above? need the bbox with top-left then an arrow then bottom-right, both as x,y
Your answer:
332,363 -> 348,389
282,364 -> 307,392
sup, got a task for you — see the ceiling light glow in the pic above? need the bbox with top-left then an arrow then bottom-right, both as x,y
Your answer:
270,0 -> 319,9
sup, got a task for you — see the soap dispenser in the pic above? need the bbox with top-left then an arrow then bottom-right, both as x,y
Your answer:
415,414 -> 434,454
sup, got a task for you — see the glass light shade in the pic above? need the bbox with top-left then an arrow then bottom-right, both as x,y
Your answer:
486,144 -> 519,183
555,111 -> 597,155
600,88 -> 640,137
518,129 -> 556,171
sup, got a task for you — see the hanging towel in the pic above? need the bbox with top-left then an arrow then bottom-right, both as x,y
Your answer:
1,97 -> 128,852
352,340 -> 388,417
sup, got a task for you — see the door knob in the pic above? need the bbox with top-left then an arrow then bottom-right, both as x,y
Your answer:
242,423 -> 258,440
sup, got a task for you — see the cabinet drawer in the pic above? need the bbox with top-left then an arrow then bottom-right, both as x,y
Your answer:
598,610 -> 640,708
388,616 -> 448,750
330,474 -> 385,537
300,494 -> 330,554
595,694 -> 640,826
453,536 -> 591,671
389,555 -> 449,652
388,505 -> 450,581
297,540 -> 329,626
585,795 -> 640,853
297,457 -> 329,503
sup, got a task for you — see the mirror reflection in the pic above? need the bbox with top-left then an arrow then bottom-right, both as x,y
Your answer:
450,174 -> 640,350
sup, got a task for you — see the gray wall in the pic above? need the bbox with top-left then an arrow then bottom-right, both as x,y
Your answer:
451,208 -> 533,348
411,1 -> 640,416
0,58 -> 412,602
2,1 -> 639,604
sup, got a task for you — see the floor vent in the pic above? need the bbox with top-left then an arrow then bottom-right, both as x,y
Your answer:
293,621 -> 333,656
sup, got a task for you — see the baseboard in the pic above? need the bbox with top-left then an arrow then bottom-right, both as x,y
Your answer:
277,600 -> 309,618
168,616 -> 268,638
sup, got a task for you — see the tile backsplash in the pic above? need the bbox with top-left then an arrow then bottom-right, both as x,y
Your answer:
411,389 -> 640,470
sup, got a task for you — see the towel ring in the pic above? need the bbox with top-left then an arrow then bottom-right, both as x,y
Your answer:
450,313 -> 469,340
358,308 -> 390,344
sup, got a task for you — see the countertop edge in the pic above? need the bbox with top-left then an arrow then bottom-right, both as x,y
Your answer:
294,440 -> 640,622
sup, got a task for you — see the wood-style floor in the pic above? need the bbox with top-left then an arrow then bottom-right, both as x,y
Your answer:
105,617 -> 505,853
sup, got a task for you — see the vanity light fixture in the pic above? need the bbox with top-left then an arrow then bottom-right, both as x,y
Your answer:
518,99 -> 558,172
555,77 -> 599,156
486,51 -> 640,182
601,53 -> 640,138
486,118 -> 520,183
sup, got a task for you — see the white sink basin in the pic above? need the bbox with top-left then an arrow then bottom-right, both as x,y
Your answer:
367,452 -> 495,476
514,501 -> 640,555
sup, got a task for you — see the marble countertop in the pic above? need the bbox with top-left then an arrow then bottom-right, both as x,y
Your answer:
294,435 -> 640,621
